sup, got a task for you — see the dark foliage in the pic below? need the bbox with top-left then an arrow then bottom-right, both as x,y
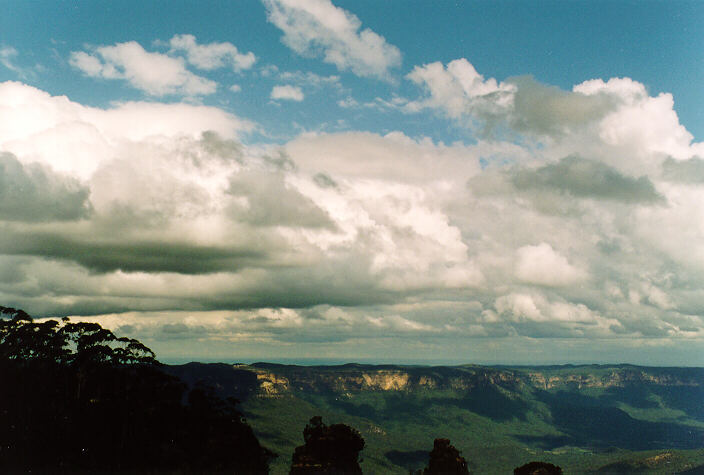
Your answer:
290,416 -> 365,474
534,389 -> 704,450
678,463 -> 704,474
513,461 -> 563,475
448,383 -> 529,422
165,361 -> 261,402
423,438 -> 470,474
0,306 -> 273,473
385,449 -> 429,471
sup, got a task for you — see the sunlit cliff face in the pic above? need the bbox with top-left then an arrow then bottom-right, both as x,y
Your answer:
245,365 -> 704,396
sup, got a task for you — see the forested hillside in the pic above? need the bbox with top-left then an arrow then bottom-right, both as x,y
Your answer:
174,362 -> 704,473
2,306 -> 704,474
0,307 -> 272,472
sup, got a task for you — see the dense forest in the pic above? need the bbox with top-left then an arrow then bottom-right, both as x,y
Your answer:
0,306 -> 272,472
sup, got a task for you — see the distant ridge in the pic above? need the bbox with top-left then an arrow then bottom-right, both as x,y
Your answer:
165,361 -> 704,473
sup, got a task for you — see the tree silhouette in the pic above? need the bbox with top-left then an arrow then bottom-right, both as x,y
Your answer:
0,307 -> 273,472
423,438 -> 470,474
290,416 -> 365,474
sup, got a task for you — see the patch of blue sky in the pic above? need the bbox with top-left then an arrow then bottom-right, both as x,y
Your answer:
1,0 -> 701,139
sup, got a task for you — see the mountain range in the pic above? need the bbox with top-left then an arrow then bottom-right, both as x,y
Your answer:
165,363 -> 704,473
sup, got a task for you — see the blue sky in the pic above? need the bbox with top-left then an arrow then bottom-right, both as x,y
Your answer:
1,0 -> 704,365
3,0 -> 702,141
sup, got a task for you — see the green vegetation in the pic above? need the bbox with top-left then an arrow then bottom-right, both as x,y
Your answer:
2,306 -> 703,474
231,363 -> 704,474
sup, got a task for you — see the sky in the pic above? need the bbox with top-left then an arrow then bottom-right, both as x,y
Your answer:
1,0 -> 704,365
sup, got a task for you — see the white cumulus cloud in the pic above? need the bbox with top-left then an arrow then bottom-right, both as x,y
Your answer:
168,34 -> 256,71
263,0 -> 401,80
0,81 -> 252,178
515,243 -> 585,287
4,59 -> 704,360
406,58 -> 516,119
70,41 -> 216,96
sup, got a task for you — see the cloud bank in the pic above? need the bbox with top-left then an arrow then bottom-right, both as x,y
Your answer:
2,50 -> 704,363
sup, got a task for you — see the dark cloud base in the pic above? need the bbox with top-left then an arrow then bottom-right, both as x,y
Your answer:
0,230 -> 265,274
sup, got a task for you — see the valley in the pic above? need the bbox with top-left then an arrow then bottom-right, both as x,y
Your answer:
166,363 -> 704,473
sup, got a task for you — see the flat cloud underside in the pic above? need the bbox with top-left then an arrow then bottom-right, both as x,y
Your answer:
0,152 -> 92,222
19,290 -> 399,318
0,231 -> 265,274
1,257 -> 402,317
201,270 -> 401,310
512,155 -> 664,203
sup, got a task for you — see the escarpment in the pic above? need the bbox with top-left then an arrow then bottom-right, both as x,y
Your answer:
241,364 -> 704,396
